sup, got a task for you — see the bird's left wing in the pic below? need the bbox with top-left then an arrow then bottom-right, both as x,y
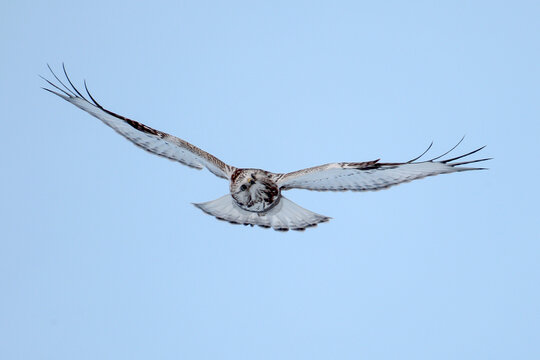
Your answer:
42,65 -> 235,180
275,141 -> 490,192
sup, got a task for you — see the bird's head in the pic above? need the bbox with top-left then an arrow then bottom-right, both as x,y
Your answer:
231,170 -> 259,195
230,169 -> 280,212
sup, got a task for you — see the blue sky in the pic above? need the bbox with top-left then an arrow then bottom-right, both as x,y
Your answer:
1,1 -> 539,359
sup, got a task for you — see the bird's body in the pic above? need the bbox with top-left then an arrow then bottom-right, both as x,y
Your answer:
43,65 -> 490,231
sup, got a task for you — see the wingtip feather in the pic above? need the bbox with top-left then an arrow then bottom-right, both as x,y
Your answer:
41,86 -> 70,100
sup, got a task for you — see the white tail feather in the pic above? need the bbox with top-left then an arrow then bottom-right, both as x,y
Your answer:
193,195 -> 330,231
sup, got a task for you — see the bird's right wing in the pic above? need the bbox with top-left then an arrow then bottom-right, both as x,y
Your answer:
42,65 -> 235,180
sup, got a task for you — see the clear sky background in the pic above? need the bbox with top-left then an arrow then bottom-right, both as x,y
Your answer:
1,1 -> 538,359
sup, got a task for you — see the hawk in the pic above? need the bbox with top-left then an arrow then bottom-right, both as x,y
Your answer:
42,65 -> 490,231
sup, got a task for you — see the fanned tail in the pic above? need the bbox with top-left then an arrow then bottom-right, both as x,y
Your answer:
193,195 -> 330,231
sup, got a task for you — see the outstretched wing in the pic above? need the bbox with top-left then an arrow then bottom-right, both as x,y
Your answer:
275,140 -> 490,192
42,64 -> 235,180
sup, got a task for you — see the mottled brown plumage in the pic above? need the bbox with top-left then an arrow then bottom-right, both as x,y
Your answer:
230,169 -> 280,212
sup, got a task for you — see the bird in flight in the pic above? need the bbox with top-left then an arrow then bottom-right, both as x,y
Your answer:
42,65 -> 490,231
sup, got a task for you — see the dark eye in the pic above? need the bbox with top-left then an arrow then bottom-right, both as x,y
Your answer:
240,184 -> 247,191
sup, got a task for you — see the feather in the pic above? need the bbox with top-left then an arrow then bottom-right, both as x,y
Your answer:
193,195 -> 330,231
